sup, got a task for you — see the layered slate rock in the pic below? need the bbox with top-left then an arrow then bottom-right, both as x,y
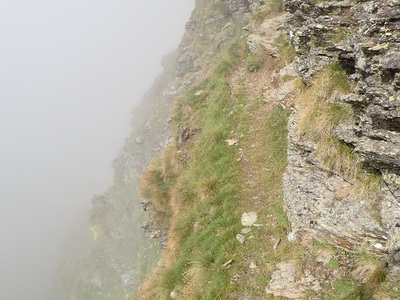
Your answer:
284,0 -> 400,262
284,112 -> 391,255
265,261 -> 321,299
223,0 -> 251,20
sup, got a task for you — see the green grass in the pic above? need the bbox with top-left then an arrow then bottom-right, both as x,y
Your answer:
223,92 -> 305,297
250,0 -> 284,25
252,9 -> 268,24
137,40 -> 246,300
326,258 -> 340,270
245,46 -> 265,72
137,31 -> 304,298
275,33 -> 296,63
269,0 -> 284,12
321,277 -> 368,300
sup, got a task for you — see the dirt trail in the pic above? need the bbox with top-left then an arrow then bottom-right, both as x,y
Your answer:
227,12 -> 301,299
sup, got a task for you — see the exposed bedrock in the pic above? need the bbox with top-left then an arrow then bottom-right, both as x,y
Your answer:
284,0 -> 400,263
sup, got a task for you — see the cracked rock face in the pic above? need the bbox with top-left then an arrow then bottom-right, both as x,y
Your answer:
223,0 -> 250,20
284,0 -> 400,261
283,112 -> 391,255
265,261 -> 321,299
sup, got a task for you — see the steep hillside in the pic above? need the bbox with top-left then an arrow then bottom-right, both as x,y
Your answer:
58,1 -> 252,299
137,0 -> 400,299
61,0 -> 400,299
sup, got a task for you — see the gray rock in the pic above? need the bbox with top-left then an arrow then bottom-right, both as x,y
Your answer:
241,227 -> 252,234
249,261 -> 258,269
284,0 -> 400,262
236,234 -> 246,244
279,63 -> 297,78
265,261 -> 302,299
241,212 -> 258,226
266,261 -> 322,299
205,13 -> 228,25
249,0 -> 265,12
283,112 -> 390,254
223,0 -> 250,20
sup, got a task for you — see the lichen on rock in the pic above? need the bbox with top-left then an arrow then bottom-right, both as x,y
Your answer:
284,0 -> 400,266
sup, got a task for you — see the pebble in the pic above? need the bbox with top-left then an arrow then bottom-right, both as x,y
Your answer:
241,212 -> 258,226
236,234 -> 245,244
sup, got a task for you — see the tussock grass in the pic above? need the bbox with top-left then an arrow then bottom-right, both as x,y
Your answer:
372,270 -> 400,299
245,46 -> 267,72
275,33 -> 296,63
269,0 -> 284,12
140,160 -> 174,224
137,40 -> 245,300
250,0 -> 284,25
321,277 -> 369,300
296,64 -> 352,140
306,241 -> 387,299
316,135 -> 358,179
350,171 -> 383,201
352,253 -> 387,289
295,64 -> 383,199
295,64 -> 354,180
251,9 -> 268,24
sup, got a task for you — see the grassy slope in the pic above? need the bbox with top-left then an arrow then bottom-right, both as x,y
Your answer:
137,10 -> 305,296
136,2 -> 399,300
138,43 -> 245,299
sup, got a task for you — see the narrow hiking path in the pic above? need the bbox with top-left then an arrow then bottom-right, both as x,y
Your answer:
226,12 -> 304,299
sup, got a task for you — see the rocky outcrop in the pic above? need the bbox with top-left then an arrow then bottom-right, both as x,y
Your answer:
265,261 -> 321,299
223,0 -> 250,20
284,112 -> 391,255
284,0 -> 400,263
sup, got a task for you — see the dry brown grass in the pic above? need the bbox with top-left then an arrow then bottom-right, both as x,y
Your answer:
294,64 -> 383,200
137,270 -> 168,300
316,135 -> 359,179
161,144 -> 182,179
179,261 -> 206,299
140,163 -> 171,218
295,64 -> 352,141
294,64 -> 356,181
352,253 -> 387,296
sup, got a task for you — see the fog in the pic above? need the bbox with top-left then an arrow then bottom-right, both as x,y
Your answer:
0,1 -> 194,299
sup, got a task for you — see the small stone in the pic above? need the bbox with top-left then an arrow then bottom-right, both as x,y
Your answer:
225,139 -> 239,146
249,261 -> 258,269
230,273 -> 240,284
194,90 -> 204,96
236,234 -> 245,244
170,291 -> 178,299
222,22 -> 233,31
242,24 -> 251,31
241,227 -> 252,234
279,63 -> 297,78
241,212 -> 258,226
287,231 -> 297,243
374,243 -> 383,249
